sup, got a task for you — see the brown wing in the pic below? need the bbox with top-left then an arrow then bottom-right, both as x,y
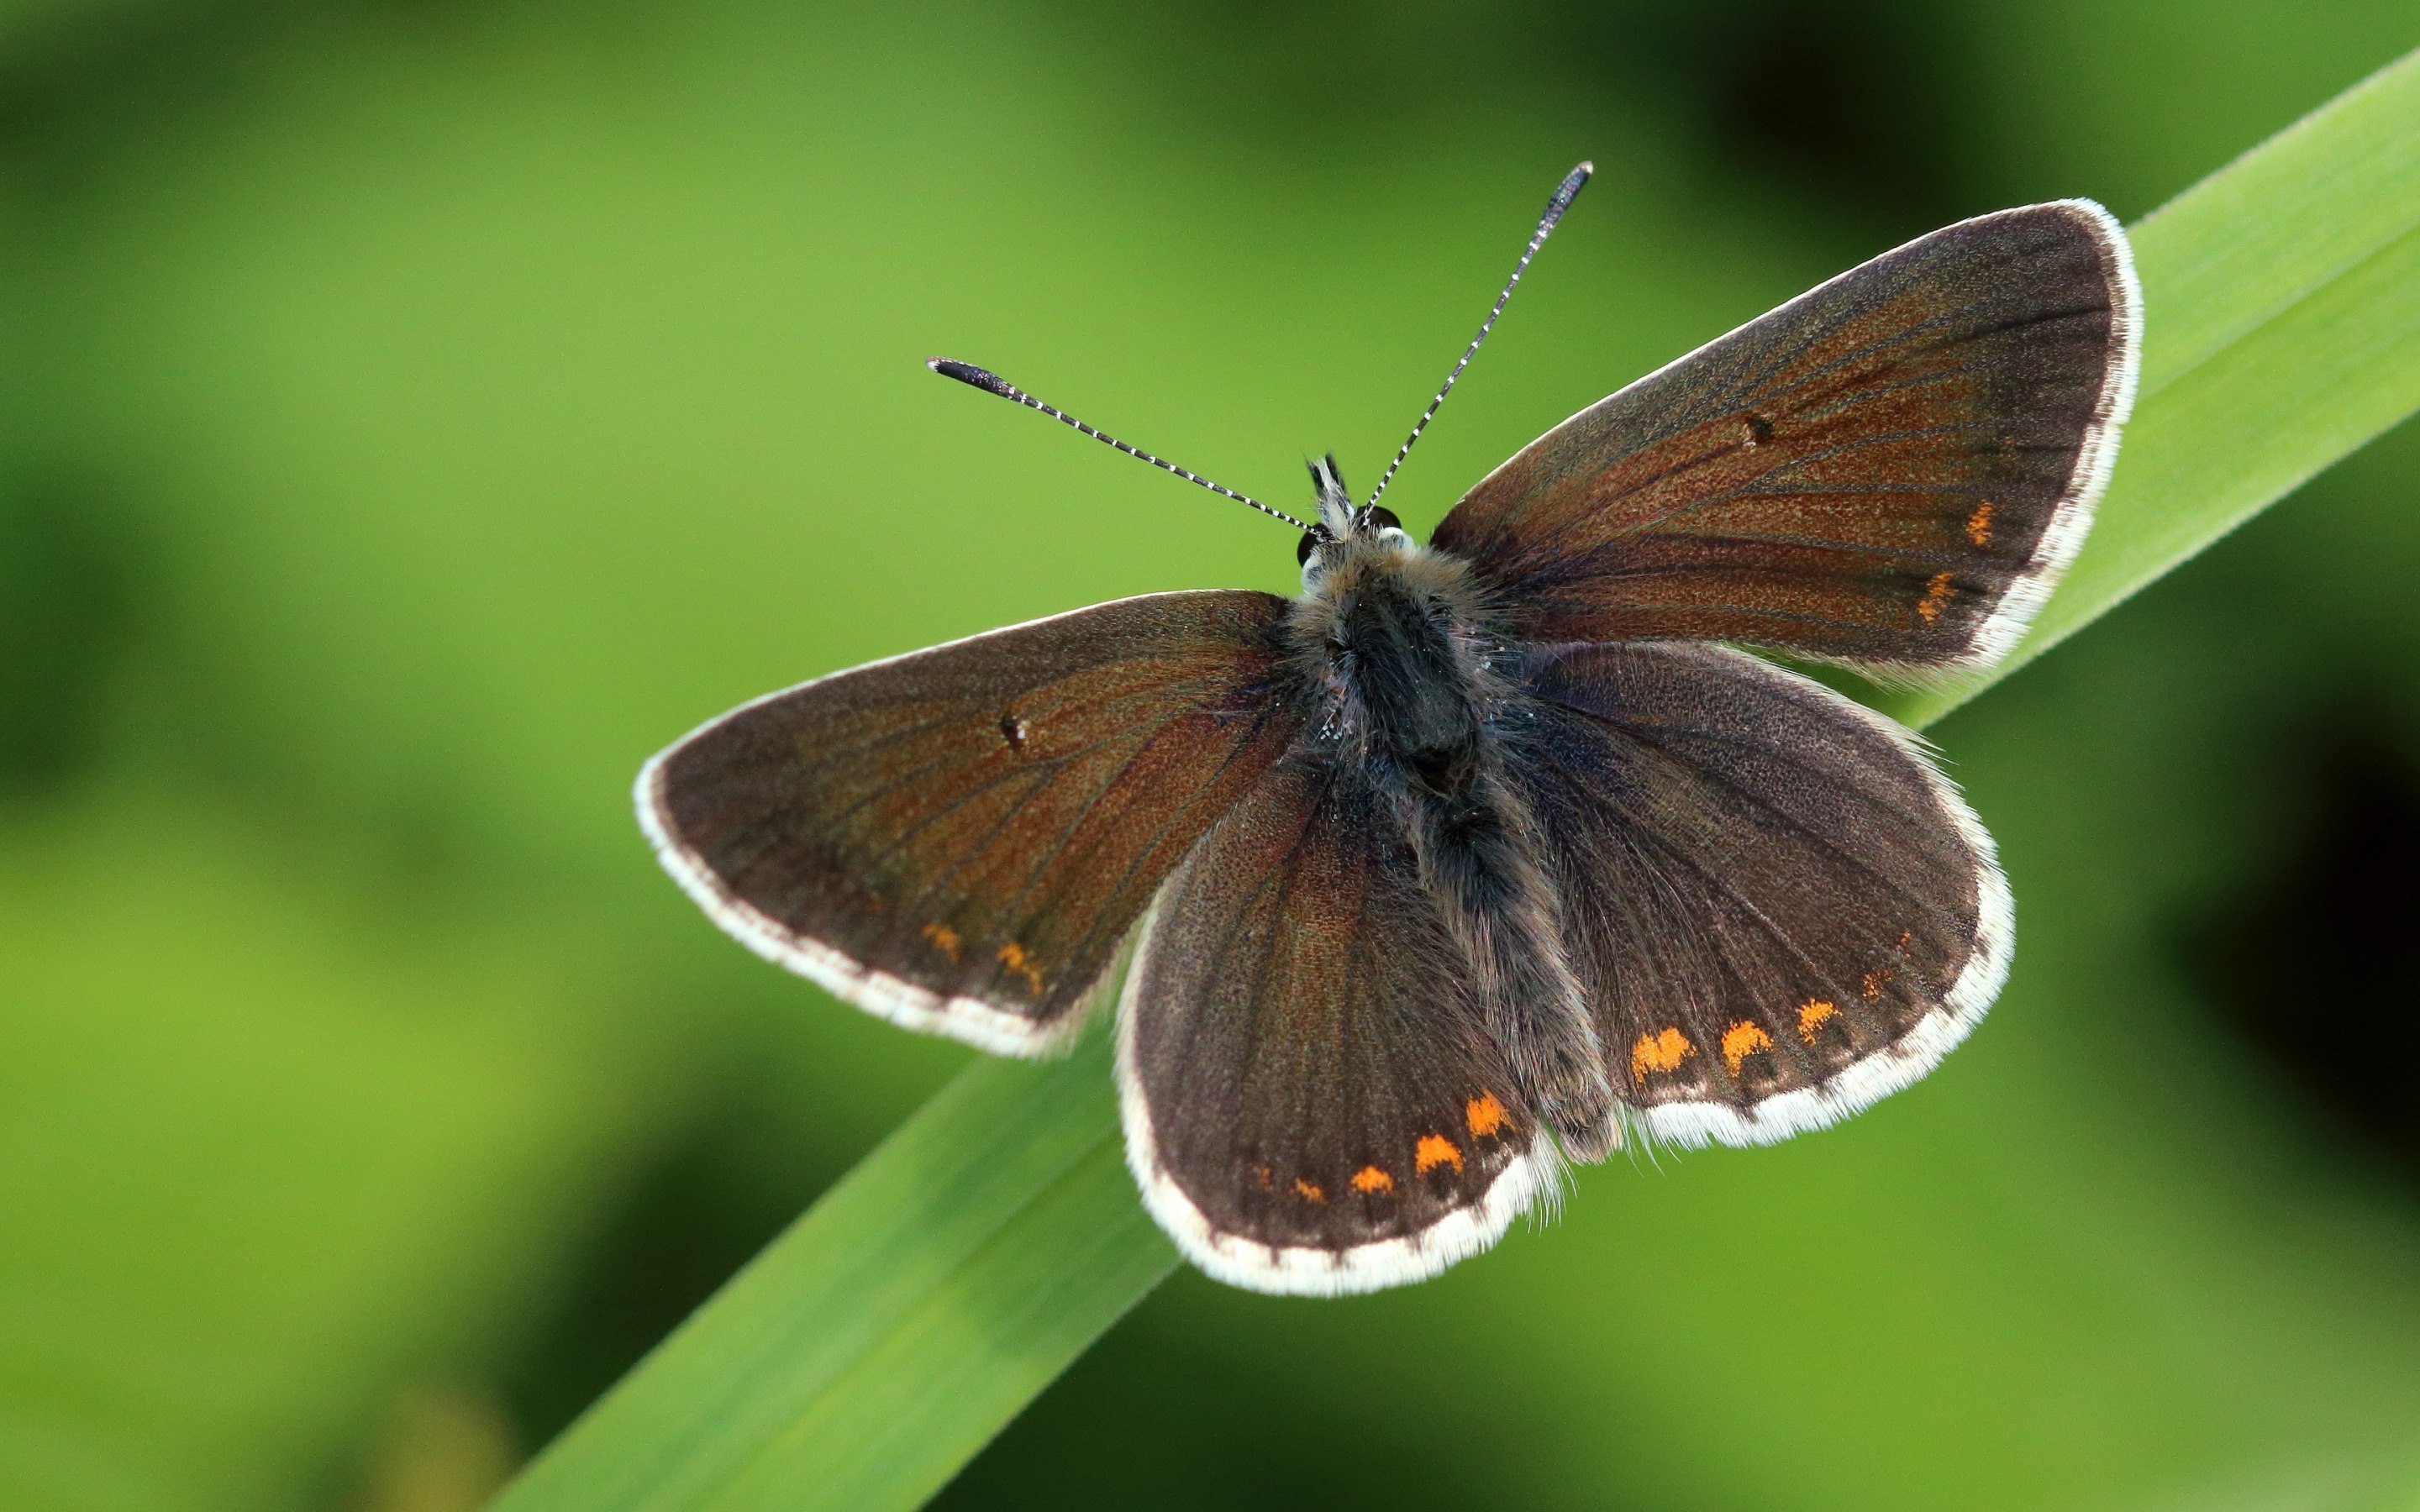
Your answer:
636,591 -> 1302,1056
1433,202 -> 2139,672
1506,640 -> 2008,1146
1117,759 -> 1551,1294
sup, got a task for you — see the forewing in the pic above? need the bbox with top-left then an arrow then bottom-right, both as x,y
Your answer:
1433,202 -> 2139,672
637,591 -> 1302,1056
1507,641 -> 2008,1147
1118,759 -> 1551,1295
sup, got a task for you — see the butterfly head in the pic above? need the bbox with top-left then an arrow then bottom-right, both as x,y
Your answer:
1297,454 -> 1413,592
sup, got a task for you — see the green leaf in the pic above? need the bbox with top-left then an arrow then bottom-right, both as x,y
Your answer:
491,45 -> 2420,1512
491,1031 -> 1175,1512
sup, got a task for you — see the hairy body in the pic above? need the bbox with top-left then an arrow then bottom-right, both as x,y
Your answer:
1286,461 -> 1618,1158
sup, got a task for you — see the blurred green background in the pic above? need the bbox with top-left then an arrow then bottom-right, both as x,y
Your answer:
3,3 -> 2419,1509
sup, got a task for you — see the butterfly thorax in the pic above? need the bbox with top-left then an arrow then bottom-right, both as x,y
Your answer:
1287,533 -> 1497,797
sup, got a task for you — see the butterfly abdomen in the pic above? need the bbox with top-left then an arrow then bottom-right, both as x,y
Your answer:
1290,538 -> 1617,1158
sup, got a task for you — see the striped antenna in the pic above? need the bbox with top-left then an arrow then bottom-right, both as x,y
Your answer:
928,359 -> 1312,533
1364,161 -> 1592,512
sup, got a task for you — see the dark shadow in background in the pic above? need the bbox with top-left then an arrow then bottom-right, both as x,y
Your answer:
934,1305 -> 1497,1512
491,1079 -> 855,1452
2182,708 -> 2420,1184
1053,0 -> 1968,232
1581,0 -> 1970,232
495,1134 -> 786,1452
0,470 -> 148,795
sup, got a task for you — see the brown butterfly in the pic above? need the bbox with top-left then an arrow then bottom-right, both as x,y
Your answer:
636,165 -> 2139,1294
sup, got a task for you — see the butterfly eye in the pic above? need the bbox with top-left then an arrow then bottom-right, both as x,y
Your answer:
1360,506 -> 1402,533
1297,531 -> 1321,566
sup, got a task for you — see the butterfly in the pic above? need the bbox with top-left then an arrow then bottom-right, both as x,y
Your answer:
636,164 -> 2139,1295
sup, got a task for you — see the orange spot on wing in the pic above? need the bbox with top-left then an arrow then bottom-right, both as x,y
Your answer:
1465,1091 -> 1509,1138
1862,968 -> 1889,1000
1917,571 -> 1955,625
1294,1178 -> 1325,1204
1966,501 -> 1995,546
1351,1165 -> 1395,1195
1721,1020 -> 1775,1075
1631,1027 -> 1694,1081
920,921 -> 961,963
1253,1164 -> 1272,1191
1415,1134 -> 1464,1174
1797,999 -> 1839,1042
996,942 -> 1045,996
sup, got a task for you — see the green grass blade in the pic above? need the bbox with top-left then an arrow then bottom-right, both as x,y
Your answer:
492,45 -> 2420,1512
491,1030 -> 1176,1512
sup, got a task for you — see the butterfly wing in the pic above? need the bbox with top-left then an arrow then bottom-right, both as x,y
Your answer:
1506,639 -> 2007,1147
1432,201 -> 2139,672
1117,758 -> 1552,1294
637,590 -> 1303,1057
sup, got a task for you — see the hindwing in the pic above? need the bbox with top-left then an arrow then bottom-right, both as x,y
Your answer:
1118,759 -> 1553,1294
1507,640 -> 2008,1145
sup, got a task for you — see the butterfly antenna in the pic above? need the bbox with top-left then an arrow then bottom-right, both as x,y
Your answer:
928,358 -> 1313,533
1364,160 -> 1592,512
